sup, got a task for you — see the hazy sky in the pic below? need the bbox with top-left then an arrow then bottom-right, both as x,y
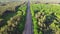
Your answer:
0,0 -> 60,3
0,0 -> 23,2
0,0 -> 60,1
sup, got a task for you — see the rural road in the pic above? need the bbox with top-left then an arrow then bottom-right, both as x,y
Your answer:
23,0 -> 33,34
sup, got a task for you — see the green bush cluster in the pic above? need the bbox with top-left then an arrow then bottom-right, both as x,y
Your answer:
0,3 -> 27,34
30,4 -> 60,34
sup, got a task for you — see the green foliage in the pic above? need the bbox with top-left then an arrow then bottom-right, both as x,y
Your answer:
30,4 -> 60,34
16,3 -> 27,34
39,31 -> 42,34
0,2 -> 26,34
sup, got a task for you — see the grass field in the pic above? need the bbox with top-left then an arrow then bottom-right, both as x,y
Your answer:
0,1 -> 25,15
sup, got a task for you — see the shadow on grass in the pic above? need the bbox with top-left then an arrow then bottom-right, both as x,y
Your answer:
0,10 -> 16,28
1,10 -> 16,20
44,12 -> 57,28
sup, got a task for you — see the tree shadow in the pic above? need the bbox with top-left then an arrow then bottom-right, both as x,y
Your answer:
0,19 -> 6,27
42,12 -> 57,34
44,12 -> 57,28
0,10 -> 16,28
1,10 -> 16,20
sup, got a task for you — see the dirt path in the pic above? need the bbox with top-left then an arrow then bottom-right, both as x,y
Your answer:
23,0 -> 33,34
